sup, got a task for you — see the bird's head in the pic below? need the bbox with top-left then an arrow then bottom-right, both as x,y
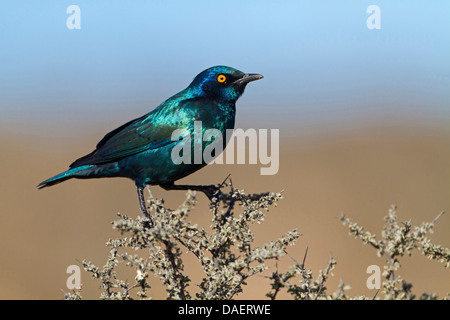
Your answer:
189,66 -> 263,103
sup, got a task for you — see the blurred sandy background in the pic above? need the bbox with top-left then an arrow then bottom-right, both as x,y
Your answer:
1,121 -> 449,299
0,1 -> 449,299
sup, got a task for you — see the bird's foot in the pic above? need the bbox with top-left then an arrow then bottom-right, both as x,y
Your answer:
199,184 -> 225,202
160,182 -> 227,203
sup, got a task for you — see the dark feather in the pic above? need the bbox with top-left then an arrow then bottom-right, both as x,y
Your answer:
70,114 -> 182,168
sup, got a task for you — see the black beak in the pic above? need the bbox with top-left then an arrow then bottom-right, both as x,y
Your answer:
234,73 -> 264,85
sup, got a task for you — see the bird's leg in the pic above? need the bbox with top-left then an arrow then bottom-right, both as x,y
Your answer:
160,182 -> 223,201
136,185 -> 153,225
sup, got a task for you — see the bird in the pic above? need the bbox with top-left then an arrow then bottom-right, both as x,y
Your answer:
38,66 -> 263,223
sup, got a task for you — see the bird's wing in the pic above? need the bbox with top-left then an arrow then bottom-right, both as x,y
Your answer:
69,104 -> 193,168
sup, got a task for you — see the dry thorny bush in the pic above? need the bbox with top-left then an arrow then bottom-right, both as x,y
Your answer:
64,177 -> 450,300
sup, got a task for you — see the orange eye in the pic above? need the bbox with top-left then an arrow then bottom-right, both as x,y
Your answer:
217,74 -> 227,83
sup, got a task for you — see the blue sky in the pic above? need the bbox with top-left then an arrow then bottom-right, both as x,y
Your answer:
1,1 -> 449,136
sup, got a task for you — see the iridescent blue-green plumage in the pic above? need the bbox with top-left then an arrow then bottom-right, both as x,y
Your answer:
38,66 -> 263,219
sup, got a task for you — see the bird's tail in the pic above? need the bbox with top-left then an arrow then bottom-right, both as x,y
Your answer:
37,165 -> 95,189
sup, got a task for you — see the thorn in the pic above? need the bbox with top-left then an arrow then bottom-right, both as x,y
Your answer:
302,246 -> 309,267
372,289 -> 380,300
146,185 -> 154,199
